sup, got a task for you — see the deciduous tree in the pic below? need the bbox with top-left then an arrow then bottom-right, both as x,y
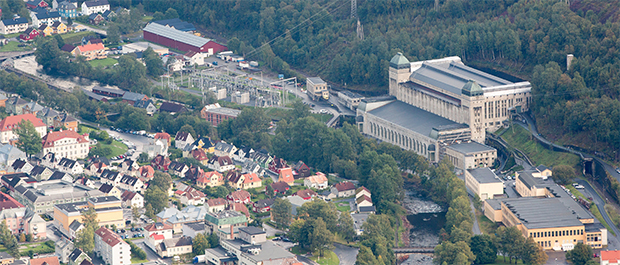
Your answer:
14,120 -> 42,158
271,198 -> 292,226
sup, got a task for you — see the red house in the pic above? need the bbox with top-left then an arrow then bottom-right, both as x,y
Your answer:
19,28 -> 39,42
25,0 -> 48,9
150,155 -> 171,171
268,157 -> 288,174
227,190 -> 251,204
252,198 -> 275,213
143,22 -> 227,54
270,181 -> 290,195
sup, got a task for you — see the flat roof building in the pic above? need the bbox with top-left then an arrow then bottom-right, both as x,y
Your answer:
53,196 -> 124,232
12,180 -> 104,214
464,167 -> 503,201
201,103 -> 242,127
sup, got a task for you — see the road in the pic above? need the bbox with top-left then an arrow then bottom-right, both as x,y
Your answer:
332,243 -> 359,265
73,22 -> 108,36
575,179 -> 620,249
468,198 -> 482,235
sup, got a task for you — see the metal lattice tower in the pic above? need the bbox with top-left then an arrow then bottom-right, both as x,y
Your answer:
351,0 -> 357,19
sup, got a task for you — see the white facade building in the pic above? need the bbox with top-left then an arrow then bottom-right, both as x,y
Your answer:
42,130 -> 90,160
94,227 -> 130,265
81,0 -> 110,16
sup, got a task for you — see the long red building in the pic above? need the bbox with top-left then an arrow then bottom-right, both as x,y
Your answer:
143,23 -> 227,55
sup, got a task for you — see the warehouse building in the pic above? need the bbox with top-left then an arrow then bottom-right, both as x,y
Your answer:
465,167 -> 503,201
143,23 -> 227,55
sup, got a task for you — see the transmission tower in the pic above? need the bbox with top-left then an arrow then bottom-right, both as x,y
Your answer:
351,0 -> 357,19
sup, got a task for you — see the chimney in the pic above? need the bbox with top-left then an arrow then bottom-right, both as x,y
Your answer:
567,54 -> 574,70
230,225 -> 234,240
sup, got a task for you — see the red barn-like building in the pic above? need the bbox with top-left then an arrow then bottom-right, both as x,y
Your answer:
143,23 -> 226,55
20,28 -> 39,41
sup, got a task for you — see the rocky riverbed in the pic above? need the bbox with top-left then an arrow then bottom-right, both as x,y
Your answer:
402,188 -> 445,248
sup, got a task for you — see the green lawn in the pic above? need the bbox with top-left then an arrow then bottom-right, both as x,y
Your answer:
476,210 -> 498,235
89,57 -> 118,67
591,204 -> 616,236
0,41 -> 33,52
142,16 -> 153,22
1,33 -> 20,38
489,256 -> 524,265
79,125 -> 128,158
335,202 -> 351,212
61,30 -> 98,45
290,246 -> 340,265
19,241 -> 54,256
131,257 -> 148,264
501,125 -> 581,168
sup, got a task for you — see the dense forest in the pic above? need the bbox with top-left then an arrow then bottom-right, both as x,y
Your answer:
137,0 -> 620,159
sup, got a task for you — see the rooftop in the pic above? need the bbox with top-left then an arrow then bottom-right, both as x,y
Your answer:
467,167 -> 501,184
367,100 -> 468,138
205,210 -> 247,225
152,18 -> 196,32
183,222 -> 205,232
500,197 -> 585,229
144,22 -> 212,48
307,77 -> 325,85
446,141 -> 495,154
239,226 -> 265,235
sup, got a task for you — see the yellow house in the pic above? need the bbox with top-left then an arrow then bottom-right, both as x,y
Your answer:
38,24 -> 53,36
53,196 -> 125,233
52,21 -> 67,34
464,167 -> 503,201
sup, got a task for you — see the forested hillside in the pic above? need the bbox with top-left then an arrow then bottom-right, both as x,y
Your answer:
138,0 -> 620,159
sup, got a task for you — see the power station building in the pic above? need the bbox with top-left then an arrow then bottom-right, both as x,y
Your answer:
357,53 -> 530,168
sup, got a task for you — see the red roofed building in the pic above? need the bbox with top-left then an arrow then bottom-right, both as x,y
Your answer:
0,191 -> 26,234
151,155 -> 171,171
71,43 -> 106,61
197,171 -> 224,188
331,181 -> 356,198
154,132 -> 171,146
19,27 -> 39,41
94,227 -> 130,265
138,165 -> 155,180
228,172 -> 261,190
278,167 -> 294,186
29,256 -> 60,265
0,114 -> 47,143
230,202 -> 250,218
227,190 -> 251,204
206,198 -> 227,212
601,250 -> 620,265
269,157 -> 288,173
295,189 -> 318,200
41,130 -> 89,160
145,222 -> 173,239
191,149 -> 209,165
270,181 -> 290,195
179,187 -> 206,206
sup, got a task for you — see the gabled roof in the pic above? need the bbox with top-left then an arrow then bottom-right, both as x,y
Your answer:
228,190 -> 250,201
152,18 -> 196,32
227,170 -> 242,183
356,195 -> 372,204
83,0 -> 109,7
175,131 -> 191,142
95,227 -> 124,247
209,155 -> 233,166
270,181 -> 290,192
145,222 -> 172,232
42,130 -> 88,148
68,247 -> 85,262
48,171 -> 70,180
602,250 -> 620,263
155,132 -> 170,140
29,256 -> 60,265
58,1 -> 77,9
207,198 -> 227,207
184,165 -> 204,180
334,181 -> 355,192
144,22 -> 211,48
254,198 -> 275,208
69,220 -> 83,231
159,102 -> 187,113
58,157 -> 78,168
98,183 -> 115,193
122,91 -> 146,102
306,173 -> 328,184
76,43 -> 104,52
278,167 -> 294,183
242,173 -> 260,184
0,114 -> 46,131
168,161 -> 187,171
35,11 -> 61,20
191,149 -> 208,161
295,189 -> 317,199
1,17 -> 28,26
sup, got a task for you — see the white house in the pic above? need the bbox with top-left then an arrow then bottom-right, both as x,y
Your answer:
304,172 -> 328,190
30,10 -> 62,28
57,157 -> 83,175
207,156 -> 235,173
118,175 -> 144,192
0,114 -> 47,144
0,17 -> 29,34
94,227 -> 130,265
145,138 -> 168,159
121,190 -> 144,208
174,131 -> 194,150
81,0 -> 110,16
184,51 -> 206,66
41,130 -> 90,160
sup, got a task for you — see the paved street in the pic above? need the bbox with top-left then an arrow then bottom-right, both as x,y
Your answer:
262,223 -> 283,237
333,243 -> 359,265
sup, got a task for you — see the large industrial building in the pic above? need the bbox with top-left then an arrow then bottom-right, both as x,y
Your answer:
143,23 -> 227,55
357,53 -> 530,168
484,173 -> 607,251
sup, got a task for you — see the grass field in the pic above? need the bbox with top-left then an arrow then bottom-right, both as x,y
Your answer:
591,204 -> 616,236
61,31 -> 98,45
89,57 -> 118,67
336,202 -> 351,212
501,125 -> 581,167
476,210 -> 498,235
78,124 -> 127,158
489,256 -> 524,265
131,257 -> 148,264
0,41 -> 33,52
290,246 -> 339,265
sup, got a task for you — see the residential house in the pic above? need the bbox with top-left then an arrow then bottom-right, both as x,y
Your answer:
270,181 -> 290,195
30,10 -> 61,28
168,161 -> 189,178
356,187 -> 371,200
99,168 -> 123,186
51,21 -> 67,34
61,44 -> 75,52
21,102 -> 44,115
241,160 -> 264,176
42,130 -> 89,160
295,189 -> 318,200
149,235 -> 192,258
601,250 -> 620,265
184,165 -> 204,181
536,165 -> 553,178
39,24 -> 53,36
206,198 -> 227,213
151,155 -> 171,171
182,222 -> 205,238
332,182 -> 356,198
98,183 -> 121,198
10,159 -> 34,174
118,175 -> 144,192
5,96 -> 29,115
213,141 -> 237,157
57,157 -> 83,175
0,114 -> 47,143
145,222 -> 173,239
197,171 -> 224,188
29,256 -> 60,265
292,161 -> 311,179
228,172 -> 261,190
278,168 -> 295,186
20,27 -> 40,41
0,94 -> 7,108
29,165 -> 54,181
174,131 -> 194,150
122,92 -> 147,105
269,157 -> 288,174
67,248 -> 91,265
55,238 -> 74,263
37,107 -> 59,127
71,43 -> 106,61
233,146 -> 254,162
57,1 -> 78,18
88,12 -> 105,25
304,172 -> 328,190
94,227 -> 130,265
207,155 -> 235,172
0,144 -> 26,173
52,113 -> 78,131
86,161 -> 107,175
252,198 -> 275,213
119,158 -> 139,175
26,0 -> 49,9
159,102 -> 188,115
138,165 -> 154,181
356,195 -> 373,212
184,51 -> 206,66
226,170 -> 243,188
145,138 -> 168,158
227,190 -> 251,204
121,190 -> 143,208
191,149 -> 209,165
0,191 -> 27,235
191,137 -> 215,153
178,187 -> 206,206
81,0 -> 110,16
101,9 -> 114,20
134,99 -> 157,115
68,220 -> 84,239
0,17 -> 28,35
41,152 -> 58,168
155,132 -> 171,146
73,176 -> 95,189
0,173 -> 33,191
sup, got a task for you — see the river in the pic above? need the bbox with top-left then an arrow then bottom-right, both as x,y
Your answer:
400,188 -> 446,265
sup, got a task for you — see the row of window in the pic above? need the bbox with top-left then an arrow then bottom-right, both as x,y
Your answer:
368,122 -> 428,155
530,229 -> 583,238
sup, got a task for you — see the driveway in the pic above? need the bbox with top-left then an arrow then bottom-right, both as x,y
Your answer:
332,243 -> 358,265
262,223 -> 283,237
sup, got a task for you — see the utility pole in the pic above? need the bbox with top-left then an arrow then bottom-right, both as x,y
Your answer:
351,0 -> 357,19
